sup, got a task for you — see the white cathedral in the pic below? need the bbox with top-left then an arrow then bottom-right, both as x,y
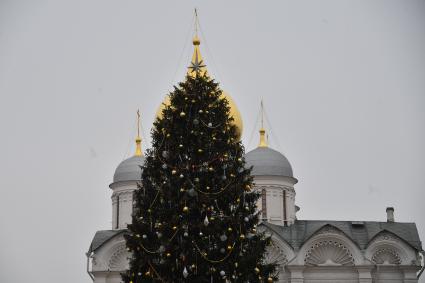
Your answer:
86,34 -> 424,283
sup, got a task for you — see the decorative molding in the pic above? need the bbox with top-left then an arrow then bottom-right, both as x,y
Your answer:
305,240 -> 355,266
366,231 -> 416,265
265,240 -> 288,266
112,190 -> 134,198
253,184 -> 295,193
315,225 -> 345,237
108,244 -> 130,271
369,232 -> 398,245
371,248 -> 401,265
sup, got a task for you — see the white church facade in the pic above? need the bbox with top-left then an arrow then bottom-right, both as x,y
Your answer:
86,34 -> 424,283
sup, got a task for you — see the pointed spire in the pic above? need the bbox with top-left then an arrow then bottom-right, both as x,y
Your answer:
259,100 -> 268,147
135,109 -> 143,156
187,9 -> 207,77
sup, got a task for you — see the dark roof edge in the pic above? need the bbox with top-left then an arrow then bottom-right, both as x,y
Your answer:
88,229 -> 127,253
368,228 -> 423,252
259,220 -> 422,252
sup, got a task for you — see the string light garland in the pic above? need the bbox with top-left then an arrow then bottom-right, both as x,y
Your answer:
122,20 -> 277,281
193,241 -> 236,264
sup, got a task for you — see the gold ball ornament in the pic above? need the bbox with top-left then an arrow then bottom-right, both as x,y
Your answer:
254,267 -> 260,274
180,111 -> 186,117
183,206 -> 189,213
268,277 -> 274,283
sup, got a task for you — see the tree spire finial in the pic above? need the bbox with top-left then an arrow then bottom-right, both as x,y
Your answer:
188,9 -> 207,77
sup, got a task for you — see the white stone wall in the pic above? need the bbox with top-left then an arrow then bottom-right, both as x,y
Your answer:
254,175 -> 298,226
110,182 -> 138,229
258,225 -> 422,283
88,225 -> 422,283
89,233 -> 129,283
88,176 -> 422,283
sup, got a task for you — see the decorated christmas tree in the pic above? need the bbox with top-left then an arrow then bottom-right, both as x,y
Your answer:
122,33 -> 276,282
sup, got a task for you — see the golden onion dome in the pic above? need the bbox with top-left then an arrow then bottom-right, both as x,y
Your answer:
155,91 -> 243,139
155,35 -> 243,139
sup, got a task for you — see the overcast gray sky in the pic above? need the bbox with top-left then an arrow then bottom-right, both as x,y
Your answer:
0,1 -> 424,282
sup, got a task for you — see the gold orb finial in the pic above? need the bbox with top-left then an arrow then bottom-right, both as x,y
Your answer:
193,35 -> 200,46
